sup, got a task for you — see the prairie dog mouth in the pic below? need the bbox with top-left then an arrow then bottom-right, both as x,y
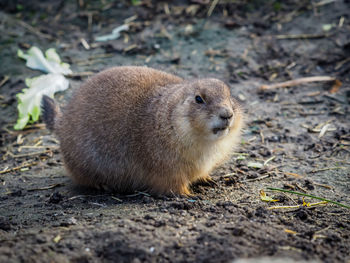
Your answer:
213,126 -> 228,135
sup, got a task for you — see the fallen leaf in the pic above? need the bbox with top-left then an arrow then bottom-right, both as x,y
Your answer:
53,234 -> 62,243
95,24 -> 129,42
248,162 -> 264,169
18,46 -> 72,75
302,197 -> 311,207
318,124 -> 333,138
329,79 -> 342,94
260,190 -> 279,202
322,24 -> 333,31
14,74 -> 69,130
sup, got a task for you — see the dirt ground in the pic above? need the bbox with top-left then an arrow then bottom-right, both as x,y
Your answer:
0,1 -> 350,262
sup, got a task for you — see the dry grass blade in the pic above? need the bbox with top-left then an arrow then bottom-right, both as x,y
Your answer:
243,174 -> 270,182
0,161 -> 38,174
284,229 -> 298,235
310,166 -> 347,173
27,183 -> 63,192
275,33 -> 332,40
314,0 -> 337,7
260,76 -> 336,91
268,201 -> 328,210
284,172 -> 304,178
318,124 -> 331,138
267,187 -> 350,209
8,150 -> 52,158
0,75 -> 10,87
207,0 -> 219,17
126,191 -> 151,197
66,72 -> 95,78
268,205 -> 300,210
16,19 -> 53,39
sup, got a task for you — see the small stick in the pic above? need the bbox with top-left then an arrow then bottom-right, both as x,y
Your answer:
0,161 -> 38,175
242,174 -> 270,182
74,53 -> 114,63
259,130 -> 265,144
66,194 -> 108,201
264,156 -> 276,166
124,15 -> 138,24
0,75 -> 10,87
268,205 -> 300,210
231,153 -> 250,156
314,226 -> 331,235
163,2 -> 170,15
87,12 -> 93,34
8,150 -> 52,158
207,0 -> 219,17
66,71 -> 94,78
314,0 -> 337,7
24,123 -> 46,129
18,145 -> 58,151
126,191 -> 151,197
80,38 -> 90,50
335,57 -> 350,70
123,44 -> 137,53
275,33 -> 332,40
268,201 -> 328,210
313,182 -> 333,189
223,172 -> 236,177
16,20 -> 53,40
27,183 -> 63,191
260,76 -> 336,91
295,183 -> 308,193
111,196 -> 123,202
284,172 -> 304,178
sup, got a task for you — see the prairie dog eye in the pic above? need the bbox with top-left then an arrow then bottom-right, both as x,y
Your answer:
195,95 -> 204,104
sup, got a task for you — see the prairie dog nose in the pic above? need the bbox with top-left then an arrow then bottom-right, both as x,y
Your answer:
219,108 -> 233,121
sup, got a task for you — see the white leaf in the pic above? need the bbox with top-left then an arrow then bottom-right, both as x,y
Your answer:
14,74 -> 69,130
17,46 -> 72,75
95,24 -> 129,42
247,162 -> 264,169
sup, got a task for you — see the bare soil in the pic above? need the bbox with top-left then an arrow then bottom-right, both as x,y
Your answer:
0,1 -> 350,262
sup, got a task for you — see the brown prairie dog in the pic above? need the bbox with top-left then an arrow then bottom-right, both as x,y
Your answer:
42,66 -> 244,195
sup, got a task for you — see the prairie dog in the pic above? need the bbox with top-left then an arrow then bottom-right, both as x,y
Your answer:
42,66 -> 244,195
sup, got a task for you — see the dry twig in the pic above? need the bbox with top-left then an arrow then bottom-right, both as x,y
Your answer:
27,183 -> 63,192
16,20 -> 53,39
242,174 -> 270,183
8,150 -> 52,158
267,187 -> 350,209
260,76 -> 336,91
275,33 -> 332,40
0,161 -> 38,175
66,72 -> 95,78
207,0 -> 219,17
0,75 -> 10,87
310,166 -> 346,173
268,201 -> 328,210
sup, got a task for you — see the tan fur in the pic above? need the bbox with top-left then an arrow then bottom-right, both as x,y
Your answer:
47,66 -> 244,195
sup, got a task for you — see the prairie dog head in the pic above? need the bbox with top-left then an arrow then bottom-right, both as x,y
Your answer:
174,78 -> 242,143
